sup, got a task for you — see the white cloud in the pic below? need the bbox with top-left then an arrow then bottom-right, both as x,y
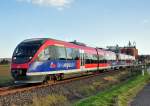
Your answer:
17,0 -> 74,9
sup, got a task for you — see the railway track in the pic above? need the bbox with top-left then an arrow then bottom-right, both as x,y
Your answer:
0,68 -> 124,96
0,83 -> 32,94
0,64 -> 143,96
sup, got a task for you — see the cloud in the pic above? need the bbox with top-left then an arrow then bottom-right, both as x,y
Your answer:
17,0 -> 74,10
143,19 -> 149,24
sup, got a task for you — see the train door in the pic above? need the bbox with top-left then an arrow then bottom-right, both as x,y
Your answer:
80,49 -> 85,71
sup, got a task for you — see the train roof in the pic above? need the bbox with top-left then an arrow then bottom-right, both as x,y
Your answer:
21,38 -> 60,45
22,38 -> 48,43
21,38 -> 120,55
69,40 -> 87,47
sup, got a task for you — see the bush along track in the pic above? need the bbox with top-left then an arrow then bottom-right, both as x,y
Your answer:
75,71 -> 150,106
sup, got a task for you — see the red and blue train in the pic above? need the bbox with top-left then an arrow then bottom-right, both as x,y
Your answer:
11,38 -> 135,83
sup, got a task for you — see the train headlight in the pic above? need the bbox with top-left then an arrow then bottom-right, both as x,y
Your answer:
13,57 -> 16,60
29,56 -> 32,59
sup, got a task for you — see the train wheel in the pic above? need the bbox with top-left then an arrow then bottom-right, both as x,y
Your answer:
60,73 -> 64,80
56,73 -> 64,81
99,70 -> 104,73
43,75 -> 50,84
93,71 -> 100,74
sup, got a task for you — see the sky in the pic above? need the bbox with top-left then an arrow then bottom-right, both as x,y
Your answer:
0,0 -> 150,58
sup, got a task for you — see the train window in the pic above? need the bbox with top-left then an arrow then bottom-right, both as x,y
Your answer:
55,46 -> 66,60
85,53 -> 98,64
85,53 -> 91,64
93,54 -> 98,63
44,47 -> 50,56
48,46 -> 57,60
91,54 -> 94,64
66,48 -> 73,60
73,49 -> 80,60
13,44 -> 40,57
99,55 -> 106,63
38,51 -> 46,61
66,48 -> 80,60
37,46 -> 58,61
99,55 -> 104,60
38,47 -> 50,61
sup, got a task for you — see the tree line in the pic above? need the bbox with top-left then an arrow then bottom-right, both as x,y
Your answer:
0,59 -> 10,64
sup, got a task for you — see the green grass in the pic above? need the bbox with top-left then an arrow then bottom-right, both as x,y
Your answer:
75,72 -> 150,106
0,64 -> 13,85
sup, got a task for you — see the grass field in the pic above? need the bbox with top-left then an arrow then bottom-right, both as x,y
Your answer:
75,72 -> 150,106
0,64 -> 13,85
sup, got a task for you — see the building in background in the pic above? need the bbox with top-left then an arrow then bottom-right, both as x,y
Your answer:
107,41 -> 139,59
120,41 -> 138,59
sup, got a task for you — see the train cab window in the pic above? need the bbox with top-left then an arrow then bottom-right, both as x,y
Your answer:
13,44 -> 41,63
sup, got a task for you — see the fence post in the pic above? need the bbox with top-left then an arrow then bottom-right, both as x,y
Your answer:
142,65 -> 145,76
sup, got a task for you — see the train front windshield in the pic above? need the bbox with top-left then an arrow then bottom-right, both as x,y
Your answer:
12,44 -> 41,63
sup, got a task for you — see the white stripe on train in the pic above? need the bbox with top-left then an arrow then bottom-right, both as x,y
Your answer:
27,67 -> 110,76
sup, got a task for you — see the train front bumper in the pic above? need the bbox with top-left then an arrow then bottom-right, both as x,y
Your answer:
11,69 -> 46,83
